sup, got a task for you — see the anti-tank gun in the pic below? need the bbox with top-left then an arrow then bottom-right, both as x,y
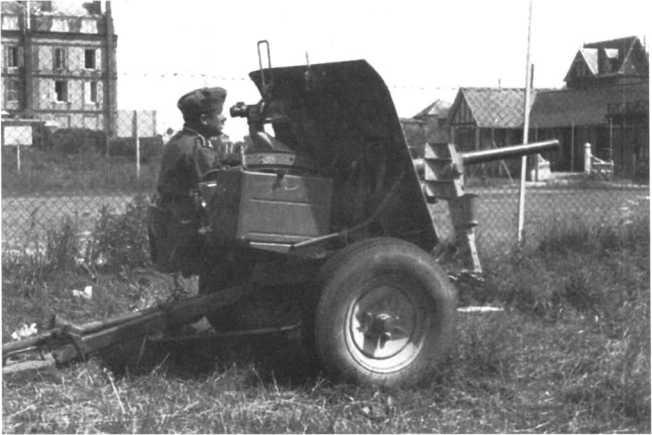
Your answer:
414,140 -> 559,273
4,41 -> 558,387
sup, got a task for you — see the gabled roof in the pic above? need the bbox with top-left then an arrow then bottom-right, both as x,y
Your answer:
583,36 -> 639,52
449,88 -> 537,128
413,99 -> 451,119
580,49 -> 599,74
530,82 -> 648,128
564,50 -> 598,83
565,36 -> 648,83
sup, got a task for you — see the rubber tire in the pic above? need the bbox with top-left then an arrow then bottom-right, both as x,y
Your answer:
314,237 -> 456,387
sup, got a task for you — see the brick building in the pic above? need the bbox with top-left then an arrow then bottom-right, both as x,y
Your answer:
1,0 -> 118,136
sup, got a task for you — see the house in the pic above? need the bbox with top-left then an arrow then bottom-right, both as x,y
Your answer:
447,36 -> 649,178
1,0 -> 118,136
399,99 -> 451,158
449,87 -> 530,152
413,99 -> 451,144
400,117 -> 427,158
531,36 -> 648,177
447,87 -> 539,176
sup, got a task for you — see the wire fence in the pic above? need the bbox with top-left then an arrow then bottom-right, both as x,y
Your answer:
2,132 -> 648,262
1,70 -> 649,261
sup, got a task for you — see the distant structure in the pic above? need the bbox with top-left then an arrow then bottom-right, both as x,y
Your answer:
1,0 -> 118,136
531,36 -> 648,178
400,99 -> 450,158
412,99 -> 451,144
445,36 -> 648,179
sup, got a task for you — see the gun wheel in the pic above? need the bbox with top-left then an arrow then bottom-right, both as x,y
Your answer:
314,237 -> 456,387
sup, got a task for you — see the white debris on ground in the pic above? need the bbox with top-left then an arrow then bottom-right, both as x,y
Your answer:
457,306 -> 504,313
11,323 -> 38,340
72,285 -> 93,300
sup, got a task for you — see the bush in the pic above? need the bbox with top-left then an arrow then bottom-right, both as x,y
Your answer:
86,195 -> 151,270
50,128 -> 107,154
483,215 -> 650,325
45,216 -> 80,271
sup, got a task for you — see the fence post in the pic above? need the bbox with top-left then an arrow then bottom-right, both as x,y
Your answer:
132,110 -> 140,180
584,142 -> 591,174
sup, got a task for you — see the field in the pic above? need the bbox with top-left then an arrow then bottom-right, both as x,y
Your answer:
1,169 -> 650,433
2,184 -> 650,432
2,223 -> 650,433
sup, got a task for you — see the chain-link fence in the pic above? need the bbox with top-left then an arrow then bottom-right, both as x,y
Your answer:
2,69 -> 650,259
429,181 -> 650,257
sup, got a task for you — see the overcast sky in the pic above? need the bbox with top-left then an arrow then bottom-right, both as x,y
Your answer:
110,0 -> 650,140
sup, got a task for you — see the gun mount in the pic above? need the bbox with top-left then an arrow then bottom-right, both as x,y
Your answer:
5,41 -> 560,387
413,139 -> 559,274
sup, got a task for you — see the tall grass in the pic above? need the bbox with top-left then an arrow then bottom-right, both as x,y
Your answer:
2,196 -> 650,433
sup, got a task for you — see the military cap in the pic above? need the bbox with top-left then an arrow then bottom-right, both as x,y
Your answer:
177,87 -> 227,118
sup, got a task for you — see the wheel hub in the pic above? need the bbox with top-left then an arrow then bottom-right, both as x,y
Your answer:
350,286 -> 418,360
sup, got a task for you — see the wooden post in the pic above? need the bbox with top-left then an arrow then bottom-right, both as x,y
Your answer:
475,126 -> 483,179
132,110 -> 140,180
609,117 -> 613,163
474,126 -> 480,150
570,122 -> 575,171
584,142 -> 591,174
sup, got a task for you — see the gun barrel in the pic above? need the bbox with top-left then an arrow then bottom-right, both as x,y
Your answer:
461,140 -> 559,165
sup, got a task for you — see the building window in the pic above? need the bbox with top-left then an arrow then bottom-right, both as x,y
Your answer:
6,46 -> 18,68
83,116 -> 98,129
53,48 -> 66,70
80,18 -> 97,33
6,79 -> 19,101
2,16 -> 19,30
85,81 -> 98,103
55,81 -> 68,102
51,18 -> 69,32
84,49 -> 96,69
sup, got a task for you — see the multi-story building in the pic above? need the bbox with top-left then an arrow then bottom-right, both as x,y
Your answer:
1,0 -> 117,136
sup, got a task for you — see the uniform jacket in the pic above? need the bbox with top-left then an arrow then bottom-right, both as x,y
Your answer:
157,125 -> 216,199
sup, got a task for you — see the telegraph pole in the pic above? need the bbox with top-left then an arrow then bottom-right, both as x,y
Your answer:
517,0 -> 533,244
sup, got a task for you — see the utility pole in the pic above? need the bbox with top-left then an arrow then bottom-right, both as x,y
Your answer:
517,0 -> 533,244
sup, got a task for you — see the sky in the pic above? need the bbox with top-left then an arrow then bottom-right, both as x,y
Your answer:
109,0 -> 650,140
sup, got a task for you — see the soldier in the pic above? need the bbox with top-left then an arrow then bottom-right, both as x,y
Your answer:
158,87 -> 227,199
153,87 -> 227,293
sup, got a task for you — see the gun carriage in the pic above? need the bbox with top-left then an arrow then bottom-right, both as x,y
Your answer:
3,41 -> 558,386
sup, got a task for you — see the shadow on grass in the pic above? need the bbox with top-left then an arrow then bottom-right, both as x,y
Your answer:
100,330 -> 322,387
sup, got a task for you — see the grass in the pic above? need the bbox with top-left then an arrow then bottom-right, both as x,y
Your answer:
2,206 -> 650,433
1,147 -> 159,196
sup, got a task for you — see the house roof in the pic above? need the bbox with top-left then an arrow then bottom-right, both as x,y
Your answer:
450,87 -> 538,128
579,49 -> 599,75
413,99 -> 451,119
565,36 -> 648,83
583,36 -> 639,52
530,82 -> 648,128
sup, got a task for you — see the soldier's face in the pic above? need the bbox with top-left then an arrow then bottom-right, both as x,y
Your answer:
200,110 -> 226,136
